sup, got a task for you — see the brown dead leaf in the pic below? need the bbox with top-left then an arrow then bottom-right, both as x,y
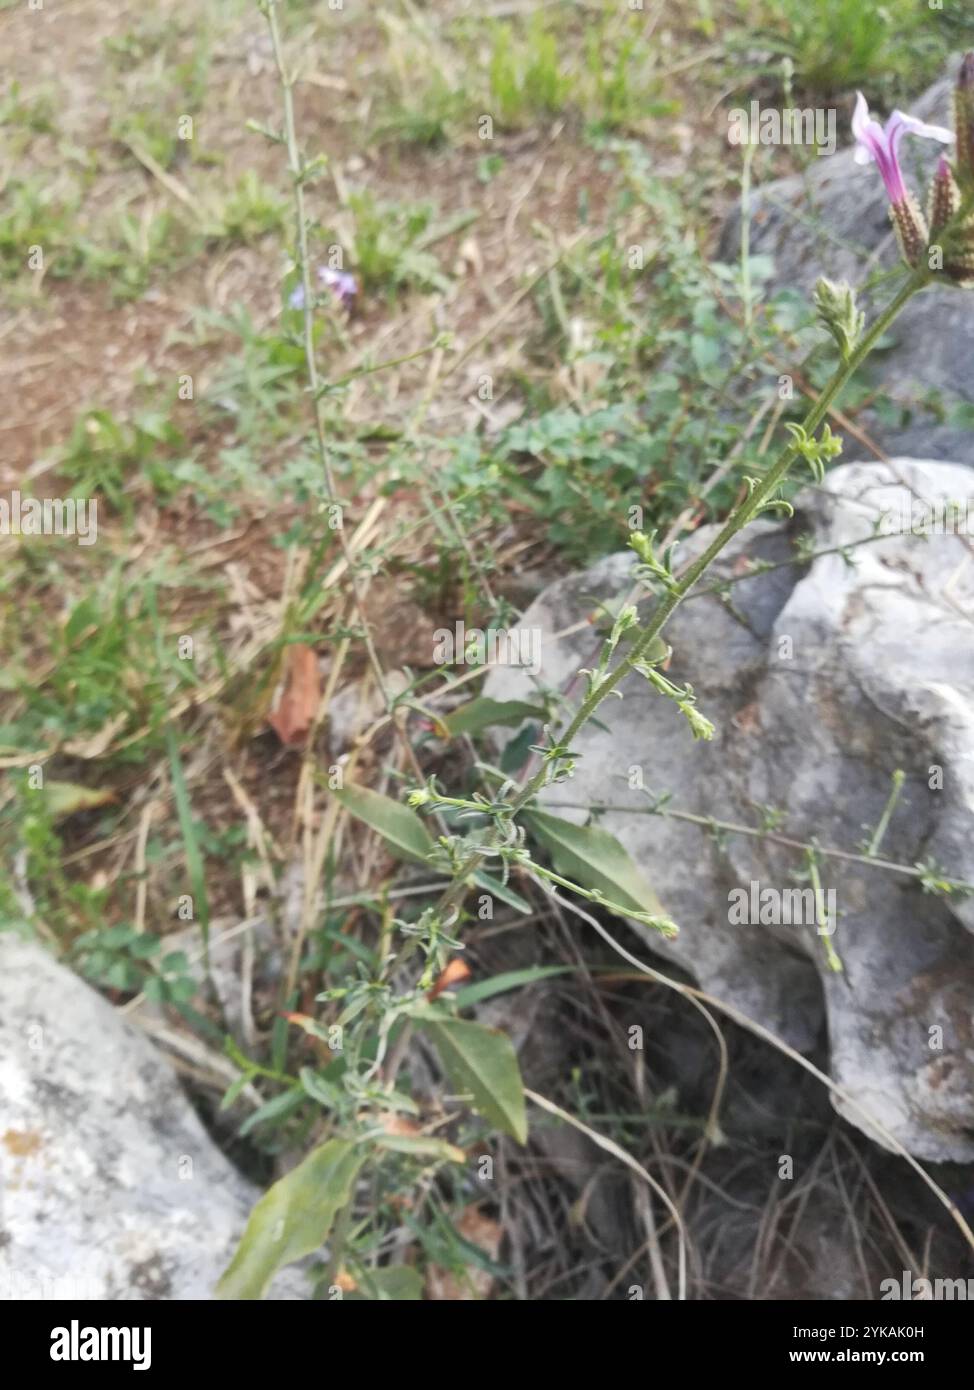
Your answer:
426,956 -> 472,1002
378,1112 -> 422,1138
426,1205 -> 503,1301
267,644 -> 320,745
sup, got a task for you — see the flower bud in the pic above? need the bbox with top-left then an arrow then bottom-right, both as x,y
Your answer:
889,192 -> 929,269
925,147 -> 974,288
928,155 -> 961,234
925,155 -> 974,285
955,51 -> 974,190
679,700 -> 716,742
944,244 -> 974,289
813,278 -> 864,360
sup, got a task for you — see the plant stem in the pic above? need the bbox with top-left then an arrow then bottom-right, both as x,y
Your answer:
542,800 -> 974,894
866,768 -> 906,858
434,272 -> 926,915
262,0 -> 456,995
806,849 -> 842,974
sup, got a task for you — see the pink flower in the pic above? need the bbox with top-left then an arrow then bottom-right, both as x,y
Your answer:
852,92 -> 953,206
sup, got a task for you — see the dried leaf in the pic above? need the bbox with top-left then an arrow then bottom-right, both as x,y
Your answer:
62,713 -> 129,759
43,781 -> 115,820
427,957 -> 472,1002
267,644 -> 320,745
378,1112 -> 422,1138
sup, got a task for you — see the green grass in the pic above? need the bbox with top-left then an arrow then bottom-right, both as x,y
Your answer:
341,191 -> 453,295
208,171 -> 289,245
0,178 -> 83,281
737,0 -> 974,98
374,6 -> 673,148
58,408 -> 189,510
0,82 -> 57,135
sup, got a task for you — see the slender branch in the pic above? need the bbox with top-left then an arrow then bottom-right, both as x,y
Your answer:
432,273 -> 926,917
866,768 -> 906,859
542,800 -> 974,894
261,0 -> 455,996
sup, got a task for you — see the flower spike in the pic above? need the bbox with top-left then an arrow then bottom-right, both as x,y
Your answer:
852,92 -> 953,269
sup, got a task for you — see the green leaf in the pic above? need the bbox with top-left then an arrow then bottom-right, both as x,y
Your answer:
471,870 -> 532,914
65,597 -> 98,643
128,935 -> 161,960
167,976 -> 197,1005
351,1265 -> 424,1301
216,1138 -> 366,1300
370,1132 -> 467,1164
219,1073 -> 252,1111
142,976 -> 166,1005
238,1086 -> 306,1137
691,331 -> 720,371
525,809 -> 666,922
299,1066 -> 343,1109
454,964 -> 573,1010
499,722 -> 538,774
165,726 -> 210,956
332,783 -> 435,864
443,696 -> 546,738
419,1017 -> 527,1144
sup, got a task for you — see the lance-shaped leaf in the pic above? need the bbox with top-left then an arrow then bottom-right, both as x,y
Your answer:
332,783 -> 435,863
418,1016 -> 527,1144
371,1132 -> 467,1164
443,696 -> 547,738
525,809 -> 667,923
216,1138 -> 366,1300
454,964 -> 574,1010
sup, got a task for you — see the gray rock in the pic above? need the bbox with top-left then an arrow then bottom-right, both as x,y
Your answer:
0,934 -> 303,1300
485,459 -> 974,1162
721,59 -> 974,462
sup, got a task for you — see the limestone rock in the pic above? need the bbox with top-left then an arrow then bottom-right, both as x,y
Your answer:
485,459 -> 974,1162
0,933 -> 303,1300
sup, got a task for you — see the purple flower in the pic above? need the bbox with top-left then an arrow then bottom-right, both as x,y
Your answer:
852,92 -> 953,206
288,266 -> 357,312
319,267 -> 357,307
